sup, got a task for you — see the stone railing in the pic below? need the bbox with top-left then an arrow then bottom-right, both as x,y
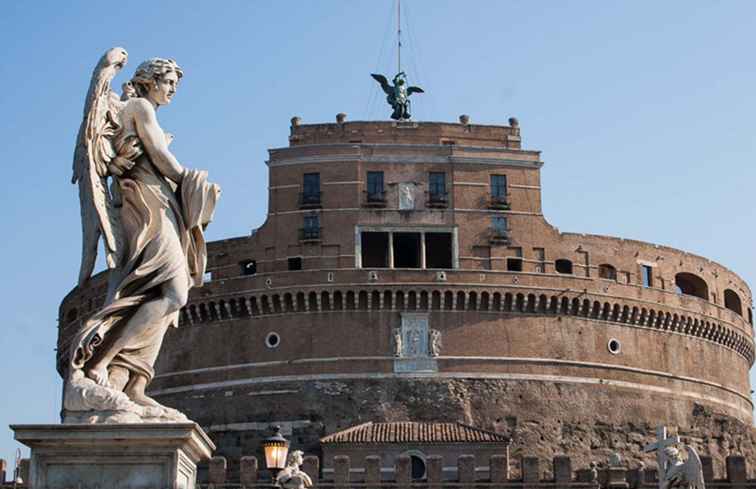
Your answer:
194,453 -> 756,489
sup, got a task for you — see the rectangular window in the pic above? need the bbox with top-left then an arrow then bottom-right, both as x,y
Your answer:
288,257 -> 303,271
492,216 -> 508,236
506,257 -> 523,272
425,232 -> 453,269
367,171 -> 384,200
301,213 -> 320,240
240,260 -> 257,276
491,174 -> 507,199
361,232 -> 389,268
304,213 -> 319,230
302,173 -> 320,205
429,172 -> 446,201
641,265 -> 653,288
393,232 -> 422,268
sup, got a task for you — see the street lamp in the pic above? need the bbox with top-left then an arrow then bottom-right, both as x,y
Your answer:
262,425 -> 290,480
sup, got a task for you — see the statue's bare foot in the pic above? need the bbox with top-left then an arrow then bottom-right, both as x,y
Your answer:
125,390 -> 162,408
85,366 -> 111,387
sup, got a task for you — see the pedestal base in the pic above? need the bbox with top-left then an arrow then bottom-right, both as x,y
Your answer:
11,423 -> 215,489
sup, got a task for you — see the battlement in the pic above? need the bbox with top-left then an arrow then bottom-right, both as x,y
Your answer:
199,453 -> 751,488
286,117 -> 523,149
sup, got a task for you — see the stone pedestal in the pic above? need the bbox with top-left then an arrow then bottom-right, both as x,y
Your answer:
11,423 -> 214,489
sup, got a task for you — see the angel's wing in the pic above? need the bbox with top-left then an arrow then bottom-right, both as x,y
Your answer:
683,446 -> 705,489
371,73 -> 392,95
407,86 -> 424,95
71,47 -> 128,286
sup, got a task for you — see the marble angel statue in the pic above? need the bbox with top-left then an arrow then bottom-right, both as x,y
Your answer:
65,47 -> 220,423
661,446 -> 705,489
276,451 -> 313,489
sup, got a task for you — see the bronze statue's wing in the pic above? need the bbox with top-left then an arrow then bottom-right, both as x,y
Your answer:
684,446 -> 705,489
371,73 -> 392,95
407,86 -> 425,95
71,47 -> 128,286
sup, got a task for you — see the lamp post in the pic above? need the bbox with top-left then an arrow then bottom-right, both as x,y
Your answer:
262,425 -> 290,481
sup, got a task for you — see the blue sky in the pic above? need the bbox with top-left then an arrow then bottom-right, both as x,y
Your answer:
1,1 -> 755,466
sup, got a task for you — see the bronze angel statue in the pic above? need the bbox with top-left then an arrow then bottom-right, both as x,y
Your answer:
66,47 -> 220,423
371,71 -> 424,120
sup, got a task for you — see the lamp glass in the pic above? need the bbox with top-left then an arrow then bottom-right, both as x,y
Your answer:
264,442 -> 289,470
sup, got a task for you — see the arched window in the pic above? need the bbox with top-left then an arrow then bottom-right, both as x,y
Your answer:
724,289 -> 743,316
598,264 -> 617,280
675,273 -> 709,300
555,259 -> 573,274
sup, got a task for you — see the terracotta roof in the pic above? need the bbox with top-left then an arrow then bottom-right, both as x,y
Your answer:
320,422 -> 510,444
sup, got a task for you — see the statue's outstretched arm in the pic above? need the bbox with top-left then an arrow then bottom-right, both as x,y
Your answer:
132,98 -> 185,182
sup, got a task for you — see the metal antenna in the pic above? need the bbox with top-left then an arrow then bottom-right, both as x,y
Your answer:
397,0 -> 402,73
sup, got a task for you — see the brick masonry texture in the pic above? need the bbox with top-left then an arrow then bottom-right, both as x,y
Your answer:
57,119 -> 756,472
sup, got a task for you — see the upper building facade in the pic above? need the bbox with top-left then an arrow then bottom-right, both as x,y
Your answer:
58,117 -> 755,466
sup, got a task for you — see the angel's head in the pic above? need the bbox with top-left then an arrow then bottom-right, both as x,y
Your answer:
664,446 -> 681,461
287,450 -> 304,467
131,58 -> 183,106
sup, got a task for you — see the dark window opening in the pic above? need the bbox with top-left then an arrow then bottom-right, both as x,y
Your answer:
425,232 -> 452,268
288,257 -> 302,271
300,214 -> 320,240
410,455 -> 426,480
675,272 -> 708,300
507,257 -> 523,272
366,171 -> 385,202
361,232 -> 389,268
240,260 -> 257,276
393,232 -> 422,268
428,172 -> 447,205
301,173 -> 321,206
724,289 -> 743,316
641,265 -> 653,288
749,308 -> 753,325
599,264 -> 617,280
490,174 -> 508,208
555,259 -> 573,274
491,216 -> 508,240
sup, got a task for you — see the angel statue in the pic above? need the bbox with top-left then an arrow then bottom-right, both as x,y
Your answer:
275,451 -> 313,489
643,427 -> 705,489
660,446 -> 705,489
65,47 -> 220,423
371,71 -> 424,120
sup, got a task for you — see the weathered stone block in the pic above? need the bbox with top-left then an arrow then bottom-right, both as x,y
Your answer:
554,456 -> 572,483
334,455 -> 350,483
11,423 -> 214,489
700,456 -> 714,482
490,454 -> 509,482
427,455 -> 443,484
726,455 -> 747,483
522,456 -> 539,483
396,454 -> 411,485
458,454 -> 475,483
209,455 -> 227,484
240,455 -> 258,486
303,456 -> 319,483
365,455 -> 381,484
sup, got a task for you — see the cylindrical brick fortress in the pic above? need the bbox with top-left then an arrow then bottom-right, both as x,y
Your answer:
58,119 -> 755,467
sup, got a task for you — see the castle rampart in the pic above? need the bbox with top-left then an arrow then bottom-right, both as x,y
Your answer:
56,119 -> 756,466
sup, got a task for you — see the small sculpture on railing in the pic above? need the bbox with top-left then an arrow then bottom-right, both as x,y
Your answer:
429,329 -> 442,357
644,426 -> 705,489
392,328 -> 403,357
275,450 -> 312,489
